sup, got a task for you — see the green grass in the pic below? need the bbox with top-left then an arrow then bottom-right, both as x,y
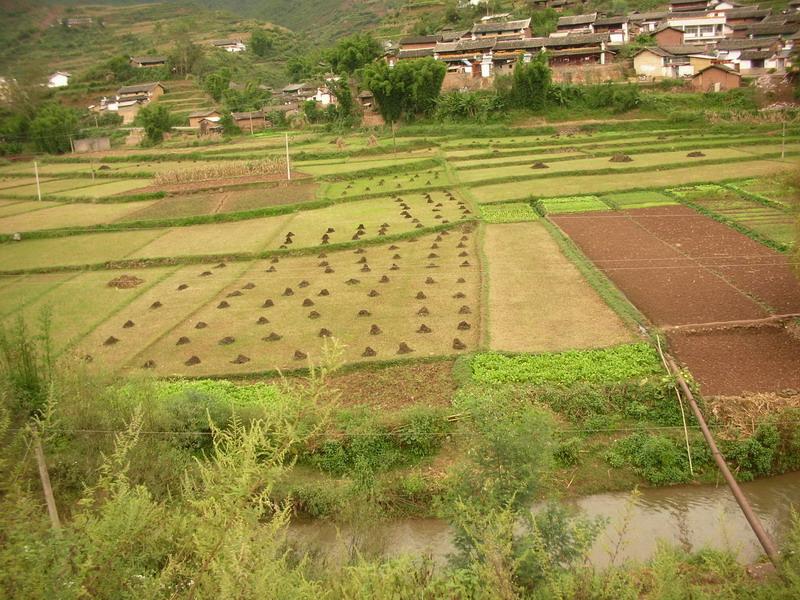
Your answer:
670,185 -> 796,247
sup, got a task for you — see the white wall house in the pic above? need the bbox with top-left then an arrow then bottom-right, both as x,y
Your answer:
667,14 -> 728,43
47,71 -> 71,88
212,39 -> 247,52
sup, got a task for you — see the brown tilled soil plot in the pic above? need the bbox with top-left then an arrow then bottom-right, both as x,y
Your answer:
668,326 -> 800,396
552,206 -> 800,396
118,183 -> 318,222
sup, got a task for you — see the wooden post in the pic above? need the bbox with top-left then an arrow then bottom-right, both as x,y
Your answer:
249,113 -> 254,135
34,161 -> 42,202
34,434 -> 61,530
285,132 -> 291,181
781,121 -> 786,159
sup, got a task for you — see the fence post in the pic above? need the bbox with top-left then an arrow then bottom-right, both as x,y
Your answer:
33,434 -> 61,530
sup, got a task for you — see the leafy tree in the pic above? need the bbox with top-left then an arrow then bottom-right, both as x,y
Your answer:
286,55 -> 318,82
29,103 -> 80,154
169,37 -> 204,77
137,104 -> 173,144
361,58 -> 446,123
326,33 -> 382,75
529,8 -> 559,37
251,29 -> 274,57
219,112 -> 241,135
222,83 -> 271,112
329,78 -> 356,126
203,68 -> 232,102
83,55 -> 135,84
511,53 -> 552,111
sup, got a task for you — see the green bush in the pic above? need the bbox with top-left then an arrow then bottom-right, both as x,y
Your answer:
554,437 -> 583,467
606,433 -> 709,485
722,423 -> 779,481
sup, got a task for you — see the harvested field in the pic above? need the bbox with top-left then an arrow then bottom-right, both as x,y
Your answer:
0,229 -> 163,271
78,262 -> 250,370
324,169 -> 449,199
130,216 -> 292,259
470,160 -> 794,202
270,192 -> 469,249
0,201 -> 157,233
668,326 -> 800,396
116,184 -> 319,222
136,228 -> 480,375
483,222 -> 633,352
3,268 -> 173,351
0,201 -> 61,217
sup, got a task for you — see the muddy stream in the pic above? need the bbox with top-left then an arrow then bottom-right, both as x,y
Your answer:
290,472 -> 800,567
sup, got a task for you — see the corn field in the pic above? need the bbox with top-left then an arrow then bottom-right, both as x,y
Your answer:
156,159 -> 287,185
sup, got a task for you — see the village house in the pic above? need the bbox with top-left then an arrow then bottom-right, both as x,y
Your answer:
117,82 -> 165,102
742,22 -> 800,39
212,39 -> 247,52
395,47 -> 435,62
188,109 -> 222,129
669,0 -> 712,13
633,45 -> 715,78
714,37 -> 781,64
723,7 -> 771,26
280,83 -> 315,101
434,38 -> 496,76
47,71 -> 70,88
399,35 -> 439,51
667,11 -> 729,44
629,11 -> 669,34
653,26 -> 685,46
470,18 -> 531,40
312,86 -> 337,106
130,56 -> 167,68
690,63 -> 741,90
231,111 -> 269,132
357,90 -> 375,110
61,17 -> 93,27
593,16 -> 631,44
555,14 -> 597,36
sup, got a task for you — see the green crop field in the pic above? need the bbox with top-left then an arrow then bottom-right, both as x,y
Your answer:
670,185 -> 797,246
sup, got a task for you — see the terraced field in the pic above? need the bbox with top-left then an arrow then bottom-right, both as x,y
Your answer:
0,123 -> 796,388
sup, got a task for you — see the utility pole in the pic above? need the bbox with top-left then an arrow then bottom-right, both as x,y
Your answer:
34,161 -> 42,202
285,132 -> 291,181
33,434 -> 61,530
781,120 -> 786,159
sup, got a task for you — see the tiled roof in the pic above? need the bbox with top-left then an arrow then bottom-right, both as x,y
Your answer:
557,13 -> 597,27
472,18 -> 531,33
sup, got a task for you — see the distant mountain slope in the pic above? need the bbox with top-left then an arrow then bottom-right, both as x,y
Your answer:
194,0 -> 402,40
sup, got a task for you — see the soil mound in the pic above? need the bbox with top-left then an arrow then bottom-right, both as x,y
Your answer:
609,154 -> 633,163
108,275 -> 144,289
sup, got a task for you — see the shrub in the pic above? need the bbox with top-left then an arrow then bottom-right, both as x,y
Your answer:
554,437 -> 583,467
722,423 -> 779,481
606,433 -> 709,485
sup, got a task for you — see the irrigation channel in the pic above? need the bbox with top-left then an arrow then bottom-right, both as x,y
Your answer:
289,472 -> 800,568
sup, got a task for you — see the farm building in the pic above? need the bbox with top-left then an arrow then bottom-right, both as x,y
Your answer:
690,64 -> 741,91
212,39 -> 246,52
117,82 -> 165,102
357,90 -> 374,109
231,111 -> 270,132
188,110 -> 222,129
130,56 -> 167,68
47,71 -> 70,88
